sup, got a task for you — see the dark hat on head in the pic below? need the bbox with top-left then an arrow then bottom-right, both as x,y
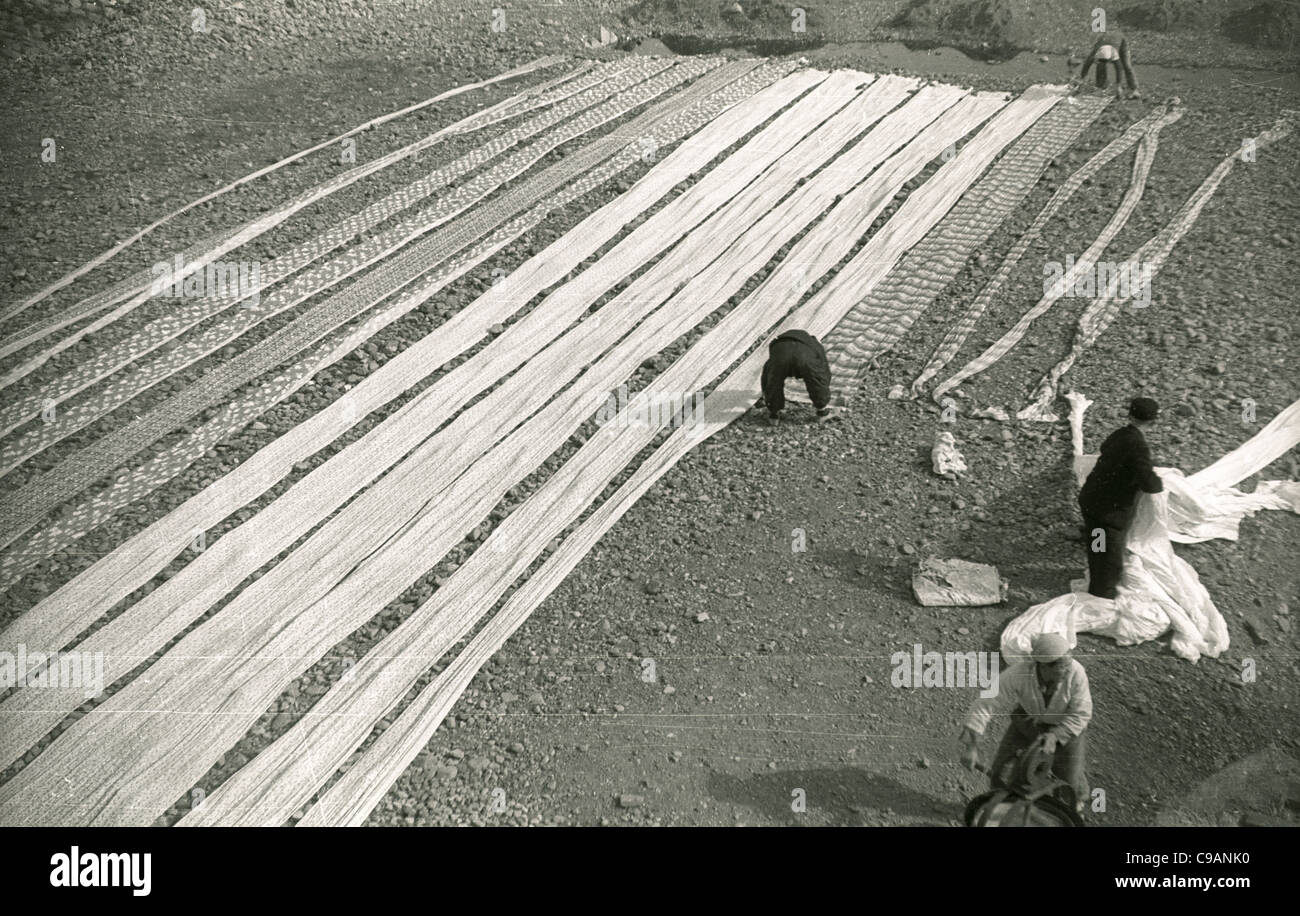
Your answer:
1129,397 -> 1159,421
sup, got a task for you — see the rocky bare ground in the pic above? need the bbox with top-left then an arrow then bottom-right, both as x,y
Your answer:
0,1 -> 1297,827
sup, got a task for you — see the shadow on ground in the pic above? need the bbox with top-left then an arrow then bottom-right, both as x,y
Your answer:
707,766 -> 959,825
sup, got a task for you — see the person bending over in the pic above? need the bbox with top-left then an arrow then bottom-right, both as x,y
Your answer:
759,329 -> 835,426
1078,30 -> 1140,99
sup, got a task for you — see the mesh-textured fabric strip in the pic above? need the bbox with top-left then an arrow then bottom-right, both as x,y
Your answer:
0,59 -> 714,553
0,55 -> 573,327
912,100 -> 1183,399
0,58 -> 620,370
0,61 -> 797,598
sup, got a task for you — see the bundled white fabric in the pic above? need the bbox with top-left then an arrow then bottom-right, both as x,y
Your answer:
932,430 -> 968,479
1002,396 -> 1300,663
1002,489 -> 1228,662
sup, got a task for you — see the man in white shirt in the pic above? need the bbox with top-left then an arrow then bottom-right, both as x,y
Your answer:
959,633 -> 1092,814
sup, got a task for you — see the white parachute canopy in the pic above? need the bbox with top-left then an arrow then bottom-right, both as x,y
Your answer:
1002,395 -> 1300,663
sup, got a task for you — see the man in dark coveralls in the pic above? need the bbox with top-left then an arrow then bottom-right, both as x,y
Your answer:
759,329 -> 835,425
1078,396 -> 1164,599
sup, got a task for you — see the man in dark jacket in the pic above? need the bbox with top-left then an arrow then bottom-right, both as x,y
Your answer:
760,329 -> 834,425
1078,397 -> 1163,599
1077,30 -> 1140,99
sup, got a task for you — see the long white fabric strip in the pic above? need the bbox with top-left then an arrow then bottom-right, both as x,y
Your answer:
930,105 -> 1183,406
1018,112 -> 1294,421
1187,399 -> 1300,492
909,100 -> 1183,397
301,88 -> 1048,826
186,78 -> 981,827
0,64 -> 812,651
0,55 -> 572,327
0,69 -> 902,825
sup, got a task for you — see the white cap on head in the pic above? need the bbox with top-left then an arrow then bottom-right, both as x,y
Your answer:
1030,632 -> 1071,663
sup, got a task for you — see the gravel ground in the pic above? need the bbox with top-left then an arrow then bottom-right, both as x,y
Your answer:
0,1 -> 1297,827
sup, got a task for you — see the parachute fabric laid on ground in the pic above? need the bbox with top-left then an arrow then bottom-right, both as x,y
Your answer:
1001,396 -> 1300,663
293,87 -> 1060,827
0,60 -> 813,770
10,58 -> 1249,826
0,54 -> 573,327
912,101 -> 1184,400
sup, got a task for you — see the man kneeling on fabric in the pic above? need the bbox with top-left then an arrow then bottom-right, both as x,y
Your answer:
959,633 -> 1092,815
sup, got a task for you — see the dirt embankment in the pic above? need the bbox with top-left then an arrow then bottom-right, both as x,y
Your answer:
617,0 -> 1300,63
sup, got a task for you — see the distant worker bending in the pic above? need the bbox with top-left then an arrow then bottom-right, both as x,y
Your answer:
1078,29 -> 1141,99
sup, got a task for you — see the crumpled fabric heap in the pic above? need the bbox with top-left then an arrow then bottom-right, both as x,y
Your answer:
1001,396 -> 1299,663
932,430 -> 967,479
